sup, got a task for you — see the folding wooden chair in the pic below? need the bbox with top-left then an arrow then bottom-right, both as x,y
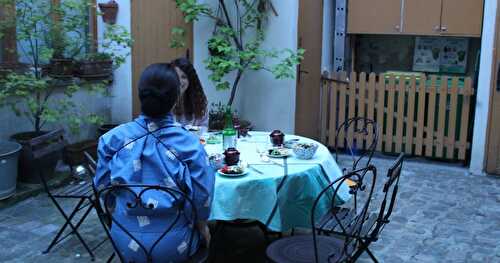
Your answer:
37,132 -> 99,260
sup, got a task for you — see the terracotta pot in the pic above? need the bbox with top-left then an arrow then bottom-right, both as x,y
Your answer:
75,59 -> 113,79
0,62 -> 30,79
49,58 -> 74,79
98,0 -> 119,25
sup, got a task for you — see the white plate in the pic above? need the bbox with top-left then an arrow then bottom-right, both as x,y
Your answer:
217,169 -> 249,177
266,151 -> 291,158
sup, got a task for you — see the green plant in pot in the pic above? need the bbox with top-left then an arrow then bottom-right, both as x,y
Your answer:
46,0 -> 90,79
75,24 -> 132,80
174,0 -> 304,128
0,0 -> 110,183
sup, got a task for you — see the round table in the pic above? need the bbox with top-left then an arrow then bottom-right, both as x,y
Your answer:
204,132 -> 350,232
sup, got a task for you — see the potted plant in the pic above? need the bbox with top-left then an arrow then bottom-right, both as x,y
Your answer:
0,0 -> 110,183
98,0 -> 119,25
48,30 -> 75,79
76,52 -> 113,79
208,102 -> 253,132
174,0 -> 304,107
75,24 -> 132,80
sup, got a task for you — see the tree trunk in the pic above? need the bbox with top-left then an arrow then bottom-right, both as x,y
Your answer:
228,69 -> 243,107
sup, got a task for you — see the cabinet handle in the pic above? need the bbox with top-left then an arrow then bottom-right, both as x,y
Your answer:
441,26 -> 448,32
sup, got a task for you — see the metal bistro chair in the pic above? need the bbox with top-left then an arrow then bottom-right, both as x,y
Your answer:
95,184 -> 208,263
335,117 -> 379,173
266,165 -> 378,263
314,153 -> 405,262
37,131 -> 100,260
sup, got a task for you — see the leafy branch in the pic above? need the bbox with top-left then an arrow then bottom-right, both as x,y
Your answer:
174,0 -> 305,107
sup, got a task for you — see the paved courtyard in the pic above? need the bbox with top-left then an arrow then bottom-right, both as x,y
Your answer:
0,154 -> 499,262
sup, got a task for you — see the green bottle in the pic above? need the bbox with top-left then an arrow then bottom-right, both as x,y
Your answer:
222,108 -> 237,150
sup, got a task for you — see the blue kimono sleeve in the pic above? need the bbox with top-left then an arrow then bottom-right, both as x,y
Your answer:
183,141 -> 215,221
94,135 -> 117,190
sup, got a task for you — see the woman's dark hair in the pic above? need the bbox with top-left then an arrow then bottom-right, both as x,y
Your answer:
138,63 -> 180,118
172,57 -> 208,120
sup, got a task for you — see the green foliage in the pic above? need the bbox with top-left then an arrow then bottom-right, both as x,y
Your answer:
170,27 -> 187,49
0,0 -> 129,134
98,24 -> 133,68
173,0 -> 305,106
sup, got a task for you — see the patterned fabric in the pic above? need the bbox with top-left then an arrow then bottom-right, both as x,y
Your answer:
94,113 -> 215,262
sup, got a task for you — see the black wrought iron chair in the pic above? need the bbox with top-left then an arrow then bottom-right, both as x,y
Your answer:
266,165 -> 378,263
37,132 -> 100,260
335,117 -> 379,173
94,184 -> 208,263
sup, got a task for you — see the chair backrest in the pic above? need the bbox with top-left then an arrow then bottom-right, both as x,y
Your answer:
335,117 -> 379,172
371,153 -> 404,238
95,184 -> 198,263
311,165 -> 378,263
83,151 -> 97,175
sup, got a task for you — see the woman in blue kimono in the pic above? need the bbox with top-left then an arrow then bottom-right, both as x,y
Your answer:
94,63 -> 214,262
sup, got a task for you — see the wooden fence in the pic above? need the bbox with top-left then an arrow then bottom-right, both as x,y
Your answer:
320,72 -> 475,161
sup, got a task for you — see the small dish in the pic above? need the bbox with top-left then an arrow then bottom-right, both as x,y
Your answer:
267,147 -> 291,158
217,166 -> 248,177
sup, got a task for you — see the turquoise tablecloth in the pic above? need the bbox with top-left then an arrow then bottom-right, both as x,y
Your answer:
205,132 -> 351,232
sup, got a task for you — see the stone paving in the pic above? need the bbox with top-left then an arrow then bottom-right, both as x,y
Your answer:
0,154 -> 499,262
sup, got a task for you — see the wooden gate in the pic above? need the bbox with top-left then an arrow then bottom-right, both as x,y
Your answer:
131,0 -> 192,116
320,72 -> 475,161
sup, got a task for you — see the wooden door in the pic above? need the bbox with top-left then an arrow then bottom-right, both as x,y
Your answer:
486,9 -> 500,174
131,0 -> 193,117
295,0 -> 323,139
347,0 -> 402,34
441,0 -> 484,37
403,0 -> 442,35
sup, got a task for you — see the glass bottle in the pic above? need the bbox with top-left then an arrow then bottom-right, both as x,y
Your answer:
222,108 -> 237,150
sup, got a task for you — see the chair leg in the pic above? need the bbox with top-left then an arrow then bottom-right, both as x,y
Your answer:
365,247 -> 379,263
44,198 -> 86,254
45,197 -> 96,260
107,252 -> 115,263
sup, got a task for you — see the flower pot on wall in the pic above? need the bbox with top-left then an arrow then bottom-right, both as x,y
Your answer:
0,62 -> 30,79
49,58 -> 75,79
98,0 -> 119,25
0,141 -> 22,200
76,59 -> 113,80
10,129 -> 65,184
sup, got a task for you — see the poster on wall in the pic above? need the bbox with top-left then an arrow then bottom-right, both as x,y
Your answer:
412,37 -> 442,73
412,37 -> 469,74
440,38 -> 469,74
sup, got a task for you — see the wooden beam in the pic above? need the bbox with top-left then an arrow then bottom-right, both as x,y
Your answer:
0,0 -> 17,62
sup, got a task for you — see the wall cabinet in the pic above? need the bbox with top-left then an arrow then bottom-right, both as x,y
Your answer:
347,0 -> 402,34
348,0 -> 484,37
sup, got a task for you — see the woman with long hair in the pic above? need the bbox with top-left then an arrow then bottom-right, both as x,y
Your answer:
94,63 -> 214,262
172,57 -> 209,131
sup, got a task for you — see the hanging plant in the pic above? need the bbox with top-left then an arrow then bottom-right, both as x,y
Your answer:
98,0 -> 119,25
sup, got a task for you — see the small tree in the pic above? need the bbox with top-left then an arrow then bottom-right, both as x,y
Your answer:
0,0 -> 131,135
174,0 -> 304,107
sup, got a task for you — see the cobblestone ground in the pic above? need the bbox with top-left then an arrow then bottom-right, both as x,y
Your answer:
0,154 -> 499,263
